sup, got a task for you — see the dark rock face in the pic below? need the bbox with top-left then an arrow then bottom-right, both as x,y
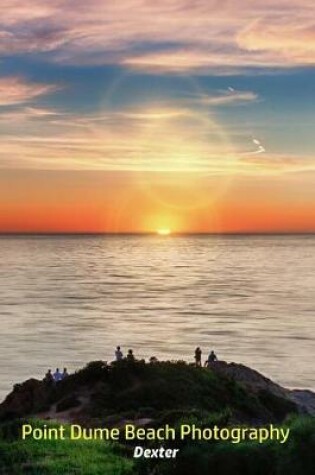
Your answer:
290,390 -> 315,415
0,379 -> 51,420
208,361 -> 315,416
207,361 -> 291,399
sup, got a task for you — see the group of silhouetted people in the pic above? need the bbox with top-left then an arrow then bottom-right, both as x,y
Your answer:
115,346 -> 135,362
194,347 -> 218,367
44,367 -> 69,384
115,345 -> 218,368
43,347 -> 217,384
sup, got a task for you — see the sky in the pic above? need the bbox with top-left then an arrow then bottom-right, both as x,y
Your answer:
0,0 -> 314,233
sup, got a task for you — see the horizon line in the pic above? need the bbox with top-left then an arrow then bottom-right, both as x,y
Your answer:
0,232 -> 314,237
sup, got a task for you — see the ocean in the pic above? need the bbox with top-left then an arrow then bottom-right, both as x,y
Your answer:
0,235 -> 314,401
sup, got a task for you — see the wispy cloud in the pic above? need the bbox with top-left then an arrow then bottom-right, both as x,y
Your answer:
237,18 -> 315,66
0,1 -> 314,73
0,76 -> 59,106
240,153 -> 315,175
191,90 -> 259,106
0,100 -> 313,175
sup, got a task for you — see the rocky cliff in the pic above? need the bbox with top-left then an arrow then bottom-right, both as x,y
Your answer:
0,359 -> 314,427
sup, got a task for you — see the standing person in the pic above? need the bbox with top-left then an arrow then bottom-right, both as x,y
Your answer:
127,349 -> 135,362
44,369 -> 53,385
115,346 -> 123,361
53,368 -> 62,382
194,347 -> 202,367
62,368 -> 69,379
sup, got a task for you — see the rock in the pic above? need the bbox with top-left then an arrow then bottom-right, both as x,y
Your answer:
208,361 -> 287,397
0,379 -> 51,420
289,390 -> 315,415
207,361 -> 315,415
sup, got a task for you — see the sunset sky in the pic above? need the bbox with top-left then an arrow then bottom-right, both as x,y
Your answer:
0,0 -> 314,233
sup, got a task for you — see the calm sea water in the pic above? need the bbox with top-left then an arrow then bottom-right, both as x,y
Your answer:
0,235 -> 314,401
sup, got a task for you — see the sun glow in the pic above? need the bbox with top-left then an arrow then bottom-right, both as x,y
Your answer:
157,228 -> 171,236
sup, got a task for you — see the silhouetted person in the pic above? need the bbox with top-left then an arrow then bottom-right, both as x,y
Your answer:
62,368 -> 69,379
127,349 -> 135,362
205,350 -> 218,367
44,369 -> 53,385
194,347 -> 202,367
115,346 -> 123,361
53,368 -> 62,382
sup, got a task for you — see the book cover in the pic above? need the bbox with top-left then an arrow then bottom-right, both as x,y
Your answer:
0,1 -> 314,474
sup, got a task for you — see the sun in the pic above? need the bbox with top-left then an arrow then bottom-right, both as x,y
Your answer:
157,228 -> 171,236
